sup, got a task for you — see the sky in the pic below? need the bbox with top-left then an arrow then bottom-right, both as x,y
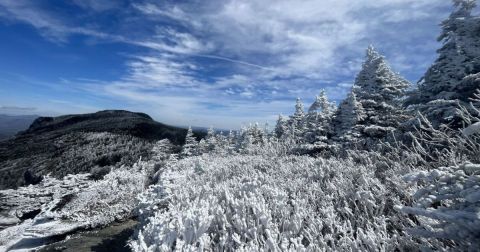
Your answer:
0,0 -> 457,129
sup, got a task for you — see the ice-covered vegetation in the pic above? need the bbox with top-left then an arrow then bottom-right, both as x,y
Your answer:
131,153 -> 416,251
129,1 -> 480,250
1,0 -> 479,251
398,162 -> 480,250
0,163 -> 150,251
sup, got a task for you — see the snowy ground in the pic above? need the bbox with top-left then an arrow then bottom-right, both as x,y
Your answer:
0,163 -> 150,251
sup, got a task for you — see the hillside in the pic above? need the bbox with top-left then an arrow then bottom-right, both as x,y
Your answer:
0,110 -> 192,190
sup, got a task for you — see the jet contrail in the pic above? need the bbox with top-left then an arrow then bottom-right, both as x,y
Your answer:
194,54 -> 275,71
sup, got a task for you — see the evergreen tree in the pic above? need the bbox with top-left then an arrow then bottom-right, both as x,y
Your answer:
215,131 -> 229,154
181,127 -> 198,157
274,114 -> 288,139
332,91 -> 366,143
305,90 -> 336,145
407,0 -> 480,127
308,89 -> 336,117
289,98 -> 306,140
205,126 -> 217,152
250,123 -> 263,145
152,139 -> 174,161
197,139 -> 209,155
237,126 -> 254,153
227,130 -> 237,153
353,46 -> 410,139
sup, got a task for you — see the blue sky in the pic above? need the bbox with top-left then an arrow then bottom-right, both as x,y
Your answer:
0,0 -> 456,128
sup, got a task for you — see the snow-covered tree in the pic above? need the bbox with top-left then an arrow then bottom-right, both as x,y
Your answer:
289,98 -> 306,140
151,139 -> 174,161
274,114 -> 289,139
304,90 -> 336,146
407,0 -> 480,127
332,91 -> 366,143
353,45 -> 411,140
226,130 -> 237,153
181,126 -> 198,157
308,89 -> 336,116
205,126 -> 218,152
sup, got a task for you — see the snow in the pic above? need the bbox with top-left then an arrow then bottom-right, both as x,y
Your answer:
462,121 -> 480,136
0,1 -> 479,251
398,162 -> 480,250
0,163 -> 150,251
129,152 -> 418,251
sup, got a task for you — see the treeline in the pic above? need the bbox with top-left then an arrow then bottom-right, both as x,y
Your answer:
180,0 -> 480,158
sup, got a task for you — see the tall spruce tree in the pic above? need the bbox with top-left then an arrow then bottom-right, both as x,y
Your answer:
289,98 -> 306,140
205,126 -> 217,152
352,46 -> 410,139
332,91 -> 366,143
181,126 -> 198,157
407,0 -> 480,127
274,114 -> 288,139
305,90 -> 336,145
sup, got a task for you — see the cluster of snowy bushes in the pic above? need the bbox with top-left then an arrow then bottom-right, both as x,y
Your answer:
0,160 -> 152,250
130,153 -> 426,251
397,162 -> 480,251
53,164 -> 150,227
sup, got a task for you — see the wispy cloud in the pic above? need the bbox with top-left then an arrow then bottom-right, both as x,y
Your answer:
0,0 -> 456,128
0,105 -> 36,111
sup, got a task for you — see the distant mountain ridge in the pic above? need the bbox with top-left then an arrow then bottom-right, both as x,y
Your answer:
0,114 -> 38,141
0,110 -> 199,189
20,110 -> 186,143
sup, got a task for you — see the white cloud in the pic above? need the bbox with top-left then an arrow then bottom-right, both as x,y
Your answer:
0,0 -> 457,128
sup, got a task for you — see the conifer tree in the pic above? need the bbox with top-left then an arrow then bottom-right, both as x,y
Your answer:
181,126 -> 198,157
407,0 -> 480,127
152,139 -> 174,161
274,114 -> 288,139
305,90 -> 336,145
289,98 -> 306,140
205,126 -> 217,152
308,89 -> 336,117
333,91 -> 366,143
353,46 -> 410,139
227,130 -> 237,153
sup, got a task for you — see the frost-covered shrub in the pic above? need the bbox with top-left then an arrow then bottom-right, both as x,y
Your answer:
397,162 -> 480,250
55,164 -> 149,227
130,154 -> 423,251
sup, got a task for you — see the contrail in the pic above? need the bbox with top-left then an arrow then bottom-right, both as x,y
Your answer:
193,54 -> 275,71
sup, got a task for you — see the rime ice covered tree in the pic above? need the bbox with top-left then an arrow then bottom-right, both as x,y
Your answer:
274,114 -> 288,139
308,89 -> 336,117
407,0 -> 480,127
304,90 -> 336,146
181,127 -> 198,157
205,126 -> 217,152
226,130 -> 237,153
333,91 -> 366,143
353,45 -> 411,139
152,139 -> 174,161
289,98 -> 306,141
333,46 -> 409,145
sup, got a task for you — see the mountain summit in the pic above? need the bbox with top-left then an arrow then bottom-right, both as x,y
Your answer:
0,110 -> 188,189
